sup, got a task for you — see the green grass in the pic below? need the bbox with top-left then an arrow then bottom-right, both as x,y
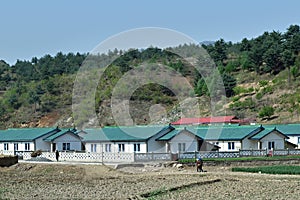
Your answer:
232,165 -> 300,175
179,155 -> 300,163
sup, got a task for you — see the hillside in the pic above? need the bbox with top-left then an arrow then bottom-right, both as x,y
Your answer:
0,24 -> 299,128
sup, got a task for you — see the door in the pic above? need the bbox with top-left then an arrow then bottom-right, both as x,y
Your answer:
198,140 -> 203,151
52,143 -> 56,152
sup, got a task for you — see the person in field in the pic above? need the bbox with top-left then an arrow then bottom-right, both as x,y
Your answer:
196,157 -> 204,172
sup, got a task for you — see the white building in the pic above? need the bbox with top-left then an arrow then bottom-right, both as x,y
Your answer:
81,126 -> 174,153
0,128 -> 60,153
0,127 -> 81,154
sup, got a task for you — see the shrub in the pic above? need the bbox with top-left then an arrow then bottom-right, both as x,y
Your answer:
259,80 -> 268,87
256,92 -> 263,100
258,106 -> 274,119
31,150 -> 42,157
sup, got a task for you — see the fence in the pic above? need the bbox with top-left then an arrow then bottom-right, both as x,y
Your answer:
178,149 -> 300,159
14,151 -> 172,163
6,149 -> 300,163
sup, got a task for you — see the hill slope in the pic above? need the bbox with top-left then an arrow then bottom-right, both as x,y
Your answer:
0,24 -> 299,128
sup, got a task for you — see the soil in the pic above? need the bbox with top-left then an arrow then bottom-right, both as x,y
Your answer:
0,162 -> 299,199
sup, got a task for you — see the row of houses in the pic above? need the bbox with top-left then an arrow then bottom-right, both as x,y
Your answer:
0,123 -> 300,155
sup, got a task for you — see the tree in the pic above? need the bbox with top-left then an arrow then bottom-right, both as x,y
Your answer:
259,106 -> 274,119
240,38 -> 251,51
281,49 -> 295,84
222,73 -> 236,97
212,39 -> 227,64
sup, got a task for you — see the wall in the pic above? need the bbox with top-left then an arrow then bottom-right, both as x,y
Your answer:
260,131 -> 286,149
35,131 -> 57,151
0,142 -> 35,151
54,133 -> 82,151
287,135 -> 300,148
242,138 -> 258,149
85,142 -> 148,153
208,140 -> 242,151
147,127 -> 173,153
169,130 -> 198,153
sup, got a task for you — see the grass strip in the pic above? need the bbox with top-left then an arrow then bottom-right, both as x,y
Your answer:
232,165 -> 300,175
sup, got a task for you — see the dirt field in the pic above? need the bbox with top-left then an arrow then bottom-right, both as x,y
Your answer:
0,162 -> 300,199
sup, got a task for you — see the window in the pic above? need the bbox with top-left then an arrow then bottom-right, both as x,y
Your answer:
105,144 -> 111,152
14,143 -> 18,151
118,144 -> 125,152
298,137 -> 300,144
90,144 -> 97,152
25,143 -> 30,151
133,144 -> 140,152
228,142 -> 235,150
4,143 -> 9,151
62,143 -> 70,151
178,143 -> 186,152
268,141 -> 275,150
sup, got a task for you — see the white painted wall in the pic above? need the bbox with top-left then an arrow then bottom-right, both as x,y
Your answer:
0,142 -> 35,151
208,140 -> 241,151
287,135 -> 300,148
85,141 -> 148,153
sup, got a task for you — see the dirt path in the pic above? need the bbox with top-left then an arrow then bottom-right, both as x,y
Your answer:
0,163 -> 299,199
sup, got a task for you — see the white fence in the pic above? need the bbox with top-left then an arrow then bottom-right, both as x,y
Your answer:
179,149 -> 300,159
17,152 -> 134,163
0,150 -> 14,156
15,151 -> 172,163
4,149 -> 300,163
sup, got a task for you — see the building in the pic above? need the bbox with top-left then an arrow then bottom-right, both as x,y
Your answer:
264,124 -> 300,148
0,124 -> 297,155
0,127 -> 60,153
81,126 -> 174,153
0,127 -> 81,153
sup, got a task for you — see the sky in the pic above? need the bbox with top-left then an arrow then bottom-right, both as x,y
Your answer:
0,0 -> 299,65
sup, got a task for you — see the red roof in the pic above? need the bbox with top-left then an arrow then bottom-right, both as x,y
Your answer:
171,116 -> 239,125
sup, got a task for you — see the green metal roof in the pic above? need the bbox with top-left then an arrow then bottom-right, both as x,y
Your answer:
249,128 -> 274,140
157,126 -> 262,141
249,128 -> 289,140
43,129 -> 78,142
0,128 -> 59,142
263,124 -> 300,136
82,126 -> 168,142
156,130 -> 181,141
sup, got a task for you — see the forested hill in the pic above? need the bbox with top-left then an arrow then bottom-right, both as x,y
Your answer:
0,24 -> 300,128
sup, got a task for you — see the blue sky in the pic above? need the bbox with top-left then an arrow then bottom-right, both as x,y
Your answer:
0,0 -> 299,65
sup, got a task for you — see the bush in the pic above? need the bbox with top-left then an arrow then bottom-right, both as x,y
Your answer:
259,80 -> 268,87
31,150 -> 42,157
259,106 -> 274,119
